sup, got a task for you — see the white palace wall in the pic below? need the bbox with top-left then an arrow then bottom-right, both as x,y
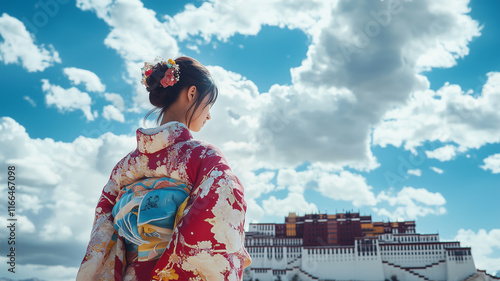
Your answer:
301,247 -> 385,281
245,229 -> 477,281
446,253 -> 477,281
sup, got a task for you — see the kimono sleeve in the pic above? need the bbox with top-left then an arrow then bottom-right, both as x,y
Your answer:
152,144 -> 252,281
76,178 -> 126,281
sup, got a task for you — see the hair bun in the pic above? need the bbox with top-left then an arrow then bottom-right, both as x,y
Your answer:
149,90 -> 166,108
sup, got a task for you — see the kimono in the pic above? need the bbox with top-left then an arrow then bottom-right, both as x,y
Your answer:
76,121 -> 251,281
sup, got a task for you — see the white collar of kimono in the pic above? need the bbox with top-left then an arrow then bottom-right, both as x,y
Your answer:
136,121 -> 192,154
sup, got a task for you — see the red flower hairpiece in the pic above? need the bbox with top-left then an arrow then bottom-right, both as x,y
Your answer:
141,58 -> 180,88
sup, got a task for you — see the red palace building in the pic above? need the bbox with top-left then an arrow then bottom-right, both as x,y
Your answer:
275,212 -> 416,246
243,212 -> 482,281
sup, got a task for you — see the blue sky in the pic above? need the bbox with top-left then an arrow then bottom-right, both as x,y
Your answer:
1,0 -> 499,280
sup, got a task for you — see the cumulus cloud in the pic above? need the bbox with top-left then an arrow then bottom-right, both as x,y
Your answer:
194,65 -> 379,171
374,186 -> 446,220
18,193 -> 44,214
102,104 -> 125,122
430,166 -> 444,174
262,192 -> 318,218
276,167 -> 317,194
1,214 -> 37,233
76,0 -> 483,173
42,79 -> 96,121
195,66 -> 261,146
24,96 -> 37,107
203,0 -> 480,171
317,170 -> 377,207
455,229 -> 500,274
186,43 -> 200,53
407,169 -> 422,176
189,62 -> 454,220
0,255 -> 79,281
104,92 -> 125,111
250,161 -> 377,210
481,153 -> 500,174
425,145 -> 458,161
374,72 -> 500,154
245,198 -> 265,225
162,0 -> 331,42
0,13 -> 60,72
0,117 -> 136,273
64,67 -> 106,92
76,0 -> 180,111
290,0 -> 480,168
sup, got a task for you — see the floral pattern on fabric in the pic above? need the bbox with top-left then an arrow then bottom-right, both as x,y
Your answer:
153,165 -> 251,281
76,121 -> 251,281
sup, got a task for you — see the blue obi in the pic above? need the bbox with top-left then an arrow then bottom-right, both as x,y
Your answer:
112,177 -> 190,261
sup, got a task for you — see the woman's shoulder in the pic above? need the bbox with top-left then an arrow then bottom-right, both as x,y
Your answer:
185,139 -> 225,158
180,139 -> 231,168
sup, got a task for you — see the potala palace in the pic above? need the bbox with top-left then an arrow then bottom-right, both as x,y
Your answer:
243,212 -> 491,281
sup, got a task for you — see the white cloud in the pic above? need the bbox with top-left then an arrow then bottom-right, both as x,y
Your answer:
430,166 -> 444,174
295,0 -> 481,167
24,96 -> 37,107
102,104 -> 125,122
2,214 -> 37,234
0,117 -> 136,269
42,79 -> 95,121
186,43 -> 200,53
104,92 -> 125,111
375,186 -> 446,220
190,65 -> 380,205
245,199 -> 265,226
77,0 -> 483,174
43,226 -> 74,242
276,167 -> 317,193
195,66 -> 380,171
0,13 -> 60,72
244,163 -> 378,209
379,186 -> 446,206
208,0 -> 480,171
374,72 -> 500,154
238,170 -> 276,201
0,118 -> 63,186
414,0 -> 482,72
262,192 -> 318,218
455,229 -> 500,274
0,255 -> 79,281
76,0 -> 180,111
425,145 -> 458,161
162,0 -> 330,42
193,66 -> 265,169
407,169 -> 421,176
317,170 -> 377,207
18,193 -> 43,214
64,67 -> 106,92
481,153 -> 500,174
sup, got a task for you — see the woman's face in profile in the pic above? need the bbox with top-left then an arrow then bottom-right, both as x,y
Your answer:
189,93 -> 212,132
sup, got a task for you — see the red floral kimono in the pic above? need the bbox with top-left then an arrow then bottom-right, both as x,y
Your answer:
76,121 -> 251,281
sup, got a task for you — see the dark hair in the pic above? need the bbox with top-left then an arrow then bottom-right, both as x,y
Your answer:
143,56 -> 218,127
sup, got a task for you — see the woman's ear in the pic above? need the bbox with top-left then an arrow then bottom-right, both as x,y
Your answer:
187,86 -> 197,101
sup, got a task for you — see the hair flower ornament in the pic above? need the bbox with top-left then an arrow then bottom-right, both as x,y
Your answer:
141,58 -> 180,88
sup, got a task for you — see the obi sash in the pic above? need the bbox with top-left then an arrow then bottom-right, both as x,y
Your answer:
112,177 -> 190,262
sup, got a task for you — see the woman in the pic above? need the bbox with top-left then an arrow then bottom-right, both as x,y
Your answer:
76,57 -> 251,281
